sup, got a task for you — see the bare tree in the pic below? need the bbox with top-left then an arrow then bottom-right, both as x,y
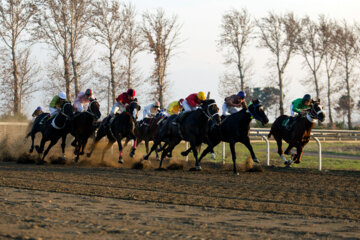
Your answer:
0,0 -> 37,114
89,0 -> 128,104
0,48 -> 40,113
120,3 -> 144,91
217,8 -> 254,95
142,8 -> 182,108
256,12 -> 302,115
334,20 -> 359,129
34,0 -> 91,100
318,16 -> 339,126
297,16 -> 324,100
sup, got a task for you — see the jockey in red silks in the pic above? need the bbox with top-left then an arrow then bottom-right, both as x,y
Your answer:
73,89 -> 94,112
182,91 -> 206,112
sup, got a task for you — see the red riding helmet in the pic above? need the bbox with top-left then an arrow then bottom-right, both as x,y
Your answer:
127,89 -> 135,99
85,89 -> 93,96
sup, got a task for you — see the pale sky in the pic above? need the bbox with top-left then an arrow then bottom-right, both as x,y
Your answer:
29,0 -> 360,121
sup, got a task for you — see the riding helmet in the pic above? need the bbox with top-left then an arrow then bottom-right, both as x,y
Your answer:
197,91 -> 206,101
58,92 -> 67,100
85,89 -> 93,96
154,101 -> 160,108
302,94 -> 312,104
237,91 -> 246,98
127,88 -> 135,98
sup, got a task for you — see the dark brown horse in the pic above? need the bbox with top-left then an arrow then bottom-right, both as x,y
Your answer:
71,99 -> 101,162
87,101 -> 140,163
134,112 -> 167,160
268,100 -> 325,166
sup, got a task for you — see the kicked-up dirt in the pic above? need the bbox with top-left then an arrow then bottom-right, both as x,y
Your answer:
0,155 -> 359,239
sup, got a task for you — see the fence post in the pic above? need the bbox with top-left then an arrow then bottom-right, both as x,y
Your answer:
222,142 -> 225,165
261,135 -> 270,166
313,137 -> 322,171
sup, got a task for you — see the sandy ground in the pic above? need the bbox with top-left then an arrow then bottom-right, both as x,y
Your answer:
0,158 -> 359,240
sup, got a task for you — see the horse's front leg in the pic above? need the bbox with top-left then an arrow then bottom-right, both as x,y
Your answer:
294,145 -> 305,164
61,134 -> 67,160
129,138 -> 137,158
284,143 -> 294,155
29,133 -> 35,153
242,136 -> 259,163
229,141 -> 238,175
116,135 -> 125,163
41,138 -> 60,163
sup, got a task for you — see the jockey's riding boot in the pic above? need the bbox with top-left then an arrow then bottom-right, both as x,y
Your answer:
287,116 -> 295,130
39,114 -> 50,125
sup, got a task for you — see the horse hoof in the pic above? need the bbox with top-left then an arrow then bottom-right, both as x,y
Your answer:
86,153 -> 91,158
118,158 -> 123,164
143,155 -> 149,160
35,146 -> 41,154
74,157 -> 79,163
196,166 -> 202,171
155,168 -> 166,171
211,153 -> 216,160
253,158 -> 259,163
234,172 -> 239,176
29,149 -> 33,153
180,151 -> 187,157
129,152 -> 134,158
80,151 -> 84,156
36,160 -> 45,165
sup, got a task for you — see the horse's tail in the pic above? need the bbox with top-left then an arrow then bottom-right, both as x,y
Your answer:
267,130 -> 272,139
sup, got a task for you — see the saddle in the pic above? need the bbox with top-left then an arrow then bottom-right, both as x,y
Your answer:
282,115 -> 301,131
175,111 -> 192,125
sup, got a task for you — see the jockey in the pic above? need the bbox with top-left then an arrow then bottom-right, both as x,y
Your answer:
106,88 -> 135,126
32,106 -> 43,118
222,91 -> 246,116
142,101 -> 160,120
286,94 -> 313,129
167,99 -> 184,115
290,94 -> 312,117
49,92 -> 68,117
182,91 -> 206,112
73,89 -> 93,112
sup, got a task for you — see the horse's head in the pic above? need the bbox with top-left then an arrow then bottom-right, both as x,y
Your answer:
88,99 -> 101,120
200,99 -> 221,125
61,102 -> 74,119
247,99 -> 269,126
127,101 -> 141,121
309,100 -> 325,122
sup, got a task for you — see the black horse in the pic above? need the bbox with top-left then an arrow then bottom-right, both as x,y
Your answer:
134,113 -> 167,160
32,102 -> 74,163
198,100 -> 269,175
268,100 -> 325,166
71,99 -> 101,162
144,99 -> 221,170
87,101 -> 140,163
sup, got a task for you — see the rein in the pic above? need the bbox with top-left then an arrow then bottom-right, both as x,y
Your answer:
200,102 -> 219,121
86,100 -> 98,118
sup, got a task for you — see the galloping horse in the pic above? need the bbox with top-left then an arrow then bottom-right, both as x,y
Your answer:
87,101 -> 140,163
198,100 -> 269,174
268,100 -> 325,166
33,102 -> 74,163
71,99 -> 101,162
144,99 -> 221,170
134,112 -> 167,160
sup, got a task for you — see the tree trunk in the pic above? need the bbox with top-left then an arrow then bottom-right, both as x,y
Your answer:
237,56 -> 244,91
326,74 -> 333,126
64,57 -> 71,101
345,61 -> 352,129
70,38 -> 79,97
109,53 -> 116,105
11,44 -> 20,114
127,55 -> 132,89
278,69 -> 284,115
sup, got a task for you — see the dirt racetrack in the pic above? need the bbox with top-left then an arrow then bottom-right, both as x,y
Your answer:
0,155 -> 359,239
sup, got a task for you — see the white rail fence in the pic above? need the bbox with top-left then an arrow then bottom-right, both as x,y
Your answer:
0,122 -> 359,171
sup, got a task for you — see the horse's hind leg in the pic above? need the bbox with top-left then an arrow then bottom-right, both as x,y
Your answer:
61,135 -> 67,160
101,140 -> 115,162
294,145 -> 304,164
29,133 -> 35,153
41,138 -> 60,163
275,138 -> 287,164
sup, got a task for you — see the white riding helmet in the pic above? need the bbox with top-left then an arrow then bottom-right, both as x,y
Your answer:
58,92 -> 67,100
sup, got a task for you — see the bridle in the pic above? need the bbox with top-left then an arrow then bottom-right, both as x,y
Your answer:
86,100 -> 99,119
307,103 -> 323,123
52,102 -> 72,130
200,102 -> 219,122
59,102 -> 72,119
246,103 -> 263,121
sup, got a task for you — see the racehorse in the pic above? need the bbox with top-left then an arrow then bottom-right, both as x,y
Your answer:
71,99 -> 101,162
134,112 -> 167,160
86,101 -> 140,163
32,102 -> 74,163
268,100 -> 325,166
144,99 -> 221,170
197,100 -> 269,175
